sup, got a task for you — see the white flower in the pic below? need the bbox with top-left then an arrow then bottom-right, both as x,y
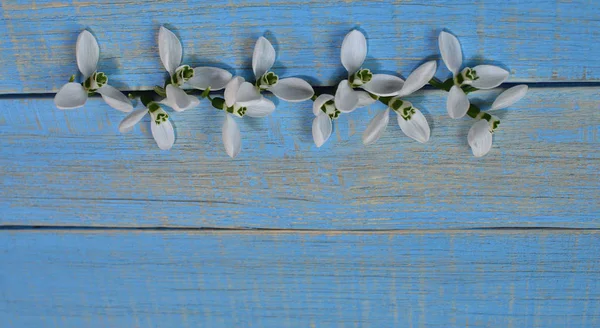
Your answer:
467,84 -> 528,157
252,37 -> 314,102
335,30 -> 405,113
490,84 -> 528,111
220,76 -> 276,158
362,61 -> 437,144
439,31 -> 510,119
157,26 -> 233,112
54,30 -> 133,112
468,119 -> 494,157
311,94 -> 337,147
118,102 -> 175,151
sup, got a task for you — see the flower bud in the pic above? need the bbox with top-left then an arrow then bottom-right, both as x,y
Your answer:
173,65 -> 194,86
320,99 -> 340,119
259,71 -> 279,90
149,105 -> 169,125
350,68 -> 373,87
454,67 -> 479,86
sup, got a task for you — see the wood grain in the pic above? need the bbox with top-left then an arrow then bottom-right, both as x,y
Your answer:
1,230 -> 599,327
1,87 -> 598,228
1,0 -> 599,94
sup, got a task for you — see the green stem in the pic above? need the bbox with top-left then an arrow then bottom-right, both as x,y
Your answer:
466,104 -> 481,119
429,77 -> 454,92
379,96 -> 393,106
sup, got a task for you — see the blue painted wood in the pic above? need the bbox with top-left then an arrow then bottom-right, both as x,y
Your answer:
0,0 -> 599,94
1,87 -> 598,228
1,230 -> 599,327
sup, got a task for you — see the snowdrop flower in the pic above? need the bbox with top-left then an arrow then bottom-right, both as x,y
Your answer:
439,31 -> 510,119
54,30 -> 133,112
335,30 -> 405,113
312,94 -> 339,147
157,26 -> 232,112
217,76 -> 276,158
252,37 -> 314,102
467,85 -> 528,157
118,100 -> 175,151
363,61 -> 437,145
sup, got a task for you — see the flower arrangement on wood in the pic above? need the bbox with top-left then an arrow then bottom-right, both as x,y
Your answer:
313,29 -> 407,147
430,30 -> 527,157
202,36 -> 314,157
53,27 -> 527,158
54,30 -> 133,112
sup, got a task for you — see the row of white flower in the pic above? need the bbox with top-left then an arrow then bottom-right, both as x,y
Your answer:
54,27 -> 528,158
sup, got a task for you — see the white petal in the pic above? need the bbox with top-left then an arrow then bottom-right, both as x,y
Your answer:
471,65 -> 509,89
96,84 -> 133,112
224,76 -> 244,107
334,80 -> 359,113
252,36 -> 276,79
439,31 -> 462,75
268,78 -> 314,102
187,67 -> 232,91
397,61 -> 437,97
398,108 -> 430,143
468,120 -> 493,157
118,108 -> 148,133
360,74 -> 404,97
222,114 -> 241,158
245,97 -> 276,117
235,82 -> 261,106
447,85 -> 470,119
158,26 -> 182,75
312,94 -> 334,116
76,30 -> 99,78
356,91 -> 378,107
491,85 -> 528,110
54,83 -> 88,109
362,108 -> 390,145
162,85 -> 199,112
312,112 -> 332,148
341,29 -> 367,75
151,117 -> 175,151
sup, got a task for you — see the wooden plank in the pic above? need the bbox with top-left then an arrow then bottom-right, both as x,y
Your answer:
1,230 -> 598,327
1,87 -> 598,228
1,0 -> 599,94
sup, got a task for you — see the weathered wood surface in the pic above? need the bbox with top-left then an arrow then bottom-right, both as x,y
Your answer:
1,230 -> 598,328
1,87 -> 598,228
1,0 -> 599,94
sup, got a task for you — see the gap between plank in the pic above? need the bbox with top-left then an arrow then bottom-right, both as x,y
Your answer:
1,82 -> 600,99
1,224 -> 599,234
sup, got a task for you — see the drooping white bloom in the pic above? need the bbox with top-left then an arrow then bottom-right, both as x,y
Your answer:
467,84 -> 528,157
220,76 -> 276,158
439,31 -> 510,119
468,119 -> 494,157
118,102 -> 175,151
335,30 -> 405,113
157,26 -> 233,112
311,94 -> 337,147
362,61 -> 437,144
252,37 -> 314,102
54,30 -> 133,112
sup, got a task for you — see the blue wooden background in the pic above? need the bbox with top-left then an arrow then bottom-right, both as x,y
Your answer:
1,1 -> 599,327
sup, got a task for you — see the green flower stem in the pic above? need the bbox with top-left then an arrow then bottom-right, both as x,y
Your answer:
379,96 -> 392,106
429,77 -> 454,92
466,104 -> 481,119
